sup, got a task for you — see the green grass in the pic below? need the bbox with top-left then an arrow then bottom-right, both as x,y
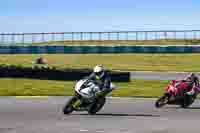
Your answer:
1,54 -> 200,72
22,39 -> 200,45
0,78 -> 168,97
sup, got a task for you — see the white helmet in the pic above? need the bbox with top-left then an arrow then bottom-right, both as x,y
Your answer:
93,65 -> 105,79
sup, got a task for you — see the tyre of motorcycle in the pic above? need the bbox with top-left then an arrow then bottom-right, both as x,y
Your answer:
63,96 -> 78,115
180,94 -> 195,108
88,97 -> 106,115
155,94 -> 169,108
181,98 -> 189,108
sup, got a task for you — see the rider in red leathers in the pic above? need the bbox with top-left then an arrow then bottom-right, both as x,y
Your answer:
174,73 -> 200,99
155,73 -> 200,108
184,73 -> 200,96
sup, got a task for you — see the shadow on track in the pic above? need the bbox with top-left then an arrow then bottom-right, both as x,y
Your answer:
164,106 -> 200,110
185,107 -> 200,110
72,113 -> 160,117
164,106 -> 181,109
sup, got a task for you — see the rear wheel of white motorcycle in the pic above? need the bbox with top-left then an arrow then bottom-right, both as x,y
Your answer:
88,97 -> 106,115
63,96 -> 77,115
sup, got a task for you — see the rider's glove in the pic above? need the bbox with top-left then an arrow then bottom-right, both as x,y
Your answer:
95,91 -> 104,97
186,89 -> 195,96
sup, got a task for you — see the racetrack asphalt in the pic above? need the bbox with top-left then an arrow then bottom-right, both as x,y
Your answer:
131,71 -> 200,80
1,96 -> 200,133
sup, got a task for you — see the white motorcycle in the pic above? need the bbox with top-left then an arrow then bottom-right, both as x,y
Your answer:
63,79 -> 115,115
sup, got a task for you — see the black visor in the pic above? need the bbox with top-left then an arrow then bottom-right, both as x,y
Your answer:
95,71 -> 102,76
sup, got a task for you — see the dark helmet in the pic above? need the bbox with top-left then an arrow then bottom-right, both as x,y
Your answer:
185,73 -> 197,83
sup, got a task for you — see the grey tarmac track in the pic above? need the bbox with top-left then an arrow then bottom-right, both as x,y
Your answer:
1,97 -> 200,133
131,71 -> 200,80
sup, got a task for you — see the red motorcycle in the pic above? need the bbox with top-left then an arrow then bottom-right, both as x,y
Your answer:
155,80 -> 197,108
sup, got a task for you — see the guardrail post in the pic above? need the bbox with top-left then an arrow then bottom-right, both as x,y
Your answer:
164,32 -> 167,40
145,32 -> 148,40
136,32 -> 138,41
72,32 -> 74,41
1,34 -> 4,44
12,33 -> 15,44
99,32 -> 101,40
193,31 -> 196,40
184,32 -> 186,40
62,33 -> 65,41
90,32 -> 92,40
117,32 -> 119,40
80,32 -> 83,40
108,32 -> 111,40
22,34 -> 25,44
155,32 -> 158,40
174,32 -> 176,39
52,33 -> 55,42
31,34 -> 34,43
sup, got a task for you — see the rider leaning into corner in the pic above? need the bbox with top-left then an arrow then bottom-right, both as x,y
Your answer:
185,73 -> 200,96
175,73 -> 200,98
73,65 -> 113,109
87,65 -> 113,97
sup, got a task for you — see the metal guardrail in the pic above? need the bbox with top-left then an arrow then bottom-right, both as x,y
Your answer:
0,30 -> 200,45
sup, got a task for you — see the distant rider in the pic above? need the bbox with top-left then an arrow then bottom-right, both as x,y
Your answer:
184,73 -> 200,96
174,73 -> 200,97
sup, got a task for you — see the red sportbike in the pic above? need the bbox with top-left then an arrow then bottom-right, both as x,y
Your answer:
155,80 -> 197,108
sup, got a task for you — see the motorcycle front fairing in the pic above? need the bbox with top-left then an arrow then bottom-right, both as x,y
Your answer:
75,79 -> 100,99
74,79 -> 115,108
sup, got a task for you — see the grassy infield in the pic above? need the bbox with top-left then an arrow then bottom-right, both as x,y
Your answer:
1,40 -> 200,97
1,53 -> 200,97
0,78 -> 168,97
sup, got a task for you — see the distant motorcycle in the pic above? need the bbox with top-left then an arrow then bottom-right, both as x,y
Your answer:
155,80 -> 197,108
63,79 -> 115,115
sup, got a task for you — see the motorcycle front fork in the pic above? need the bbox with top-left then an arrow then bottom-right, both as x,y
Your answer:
72,92 -> 82,109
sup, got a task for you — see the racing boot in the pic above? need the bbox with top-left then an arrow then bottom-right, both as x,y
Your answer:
72,99 -> 81,109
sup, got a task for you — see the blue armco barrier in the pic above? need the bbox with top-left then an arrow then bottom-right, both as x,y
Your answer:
1,45 -> 200,54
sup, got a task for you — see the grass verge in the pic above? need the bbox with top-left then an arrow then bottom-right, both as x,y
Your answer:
0,78 -> 168,97
1,54 -> 200,72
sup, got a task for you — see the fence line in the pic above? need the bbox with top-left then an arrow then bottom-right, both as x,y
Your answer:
0,30 -> 200,45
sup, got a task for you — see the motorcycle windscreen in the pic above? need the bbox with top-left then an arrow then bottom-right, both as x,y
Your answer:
79,87 -> 94,98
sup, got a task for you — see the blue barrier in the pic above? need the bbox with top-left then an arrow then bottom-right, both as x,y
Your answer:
1,45 -> 200,54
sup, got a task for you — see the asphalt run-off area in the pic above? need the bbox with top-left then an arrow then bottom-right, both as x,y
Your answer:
1,96 -> 200,133
130,71 -> 199,80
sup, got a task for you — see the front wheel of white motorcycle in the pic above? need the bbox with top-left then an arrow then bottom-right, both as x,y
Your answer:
63,96 -> 77,115
88,97 -> 106,115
